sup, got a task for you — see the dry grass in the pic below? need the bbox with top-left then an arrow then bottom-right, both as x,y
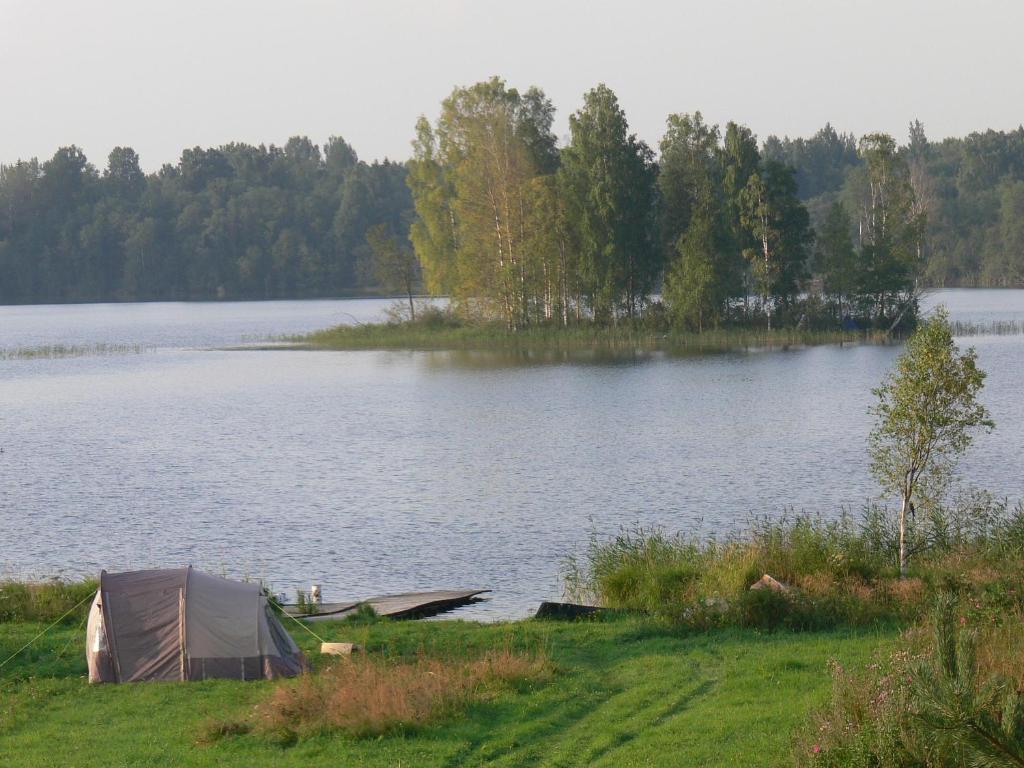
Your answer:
975,615 -> 1024,687
254,647 -> 551,740
885,577 -> 926,608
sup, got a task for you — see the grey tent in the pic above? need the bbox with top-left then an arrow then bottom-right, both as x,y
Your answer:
86,567 -> 305,683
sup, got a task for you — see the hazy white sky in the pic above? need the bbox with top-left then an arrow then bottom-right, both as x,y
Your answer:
2,0 -> 1022,171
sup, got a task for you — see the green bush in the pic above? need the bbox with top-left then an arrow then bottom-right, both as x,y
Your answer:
737,588 -> 792,631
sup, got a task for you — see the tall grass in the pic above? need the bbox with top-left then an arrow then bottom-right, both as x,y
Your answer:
247,646 -> 551,741
563,494 -> 1024,629
0,579 -> 96,624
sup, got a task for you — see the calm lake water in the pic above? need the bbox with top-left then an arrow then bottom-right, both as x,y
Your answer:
1,290 -> 1022,619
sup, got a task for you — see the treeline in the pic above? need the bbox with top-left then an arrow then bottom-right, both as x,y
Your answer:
0,138 -> 411,303
409,78 -> 921,330
764,121 -> 1024,287
2,79 -> 1023,309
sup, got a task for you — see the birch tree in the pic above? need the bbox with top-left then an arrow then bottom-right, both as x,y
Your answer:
406,78 -> 558,328
407,117 -> 458,296
869,306 -> 993,576
522,175 -> 573,324
854,133 -> 924,323
738,162 -> 811,328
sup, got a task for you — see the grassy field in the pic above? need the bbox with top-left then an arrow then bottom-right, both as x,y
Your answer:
0,616 -> 897,768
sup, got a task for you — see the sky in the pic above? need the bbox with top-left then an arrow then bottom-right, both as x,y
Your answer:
1,0 -> 1023,172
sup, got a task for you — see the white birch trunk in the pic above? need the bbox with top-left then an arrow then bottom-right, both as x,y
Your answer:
898,493 -> 908,578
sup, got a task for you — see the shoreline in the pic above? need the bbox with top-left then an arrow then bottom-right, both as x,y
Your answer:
295,321 -> 888,354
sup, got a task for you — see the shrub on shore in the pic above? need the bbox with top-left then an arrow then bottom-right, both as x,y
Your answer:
563,493 -> 1024,630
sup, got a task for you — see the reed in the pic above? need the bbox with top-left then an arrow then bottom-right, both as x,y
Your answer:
299,314 -> 878,353
949,319 -> 1024,336
0,343 -> 146,360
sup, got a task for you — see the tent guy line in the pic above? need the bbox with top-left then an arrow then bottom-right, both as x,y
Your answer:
0,592 -> 95,673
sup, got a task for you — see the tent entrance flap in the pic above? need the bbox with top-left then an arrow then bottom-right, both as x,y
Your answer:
104,586 -> 182,682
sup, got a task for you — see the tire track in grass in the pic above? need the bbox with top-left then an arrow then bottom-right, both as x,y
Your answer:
525,654 -> 718,767
583,679 -> 717,766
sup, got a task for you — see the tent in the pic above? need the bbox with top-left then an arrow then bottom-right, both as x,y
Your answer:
86,567 -> 306,683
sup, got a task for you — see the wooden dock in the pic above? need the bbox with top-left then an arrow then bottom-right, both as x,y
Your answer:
283,589 -> 490,622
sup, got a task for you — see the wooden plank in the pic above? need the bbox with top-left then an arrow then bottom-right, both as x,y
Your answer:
283,589 -> 490,622
366,590 -> 490,620
320,642 -> 362,655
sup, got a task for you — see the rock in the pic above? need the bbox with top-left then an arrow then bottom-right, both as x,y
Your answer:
749,574 -> 789,592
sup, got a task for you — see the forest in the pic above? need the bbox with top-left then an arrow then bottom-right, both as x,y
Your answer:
0,138 -> 411,304
1,78 -> 1023,317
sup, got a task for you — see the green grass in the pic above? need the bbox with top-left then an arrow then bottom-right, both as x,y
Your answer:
297,319 -> 877,354
0,616 -> 897,767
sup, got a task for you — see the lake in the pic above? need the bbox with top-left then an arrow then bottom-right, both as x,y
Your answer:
1,290 -> 1022,619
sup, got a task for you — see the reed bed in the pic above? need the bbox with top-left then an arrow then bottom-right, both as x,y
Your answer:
949,319 -> 1024,336
0,343 -> 147,360
300,317 -> 878,354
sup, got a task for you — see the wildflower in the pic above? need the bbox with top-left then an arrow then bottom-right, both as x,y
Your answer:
812,744 -> 821,754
